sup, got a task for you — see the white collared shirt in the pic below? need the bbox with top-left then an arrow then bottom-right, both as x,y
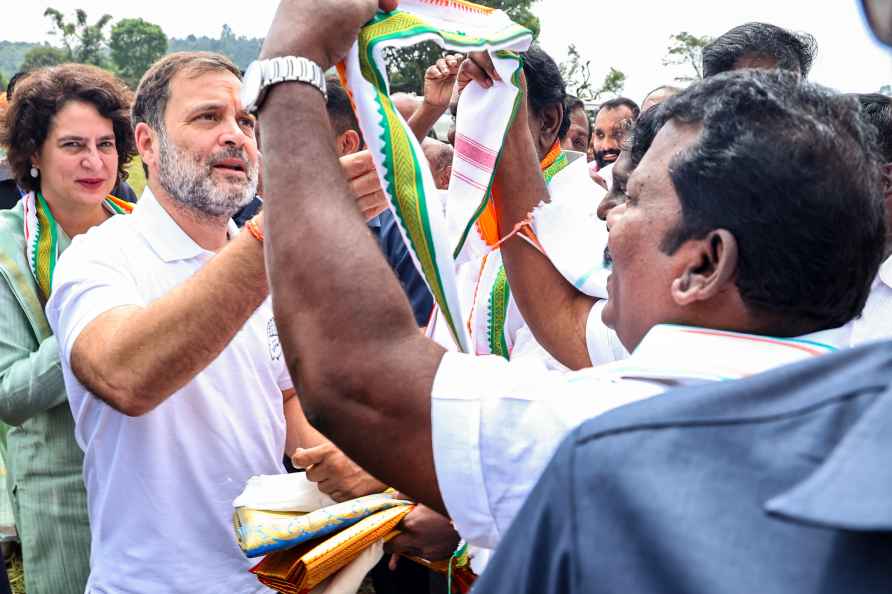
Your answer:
431,323 -> 848,549
46,189 -> 289,594
850,255 -> 892,346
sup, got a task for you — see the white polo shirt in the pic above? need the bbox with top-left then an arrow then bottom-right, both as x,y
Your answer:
431,323 -> 848,549
46,189 -> 290,594
850,255 -> 892,345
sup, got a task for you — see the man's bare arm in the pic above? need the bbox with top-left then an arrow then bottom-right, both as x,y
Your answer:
260,0 -> 445,513
70,232 -> 268,416
478,60 -> 596,370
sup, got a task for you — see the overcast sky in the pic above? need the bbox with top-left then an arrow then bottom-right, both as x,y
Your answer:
3,0 -> 890,101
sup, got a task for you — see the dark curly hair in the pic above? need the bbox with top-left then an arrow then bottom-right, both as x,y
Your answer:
0,63 -> 136,194
703,23 -> 817,78
656,69 -> 884,332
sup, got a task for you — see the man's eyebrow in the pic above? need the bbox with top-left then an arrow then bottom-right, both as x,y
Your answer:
185,102 -> 225,116
57,135 -> 85,142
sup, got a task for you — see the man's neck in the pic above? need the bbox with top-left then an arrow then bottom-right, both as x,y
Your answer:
147,180 -> 230,252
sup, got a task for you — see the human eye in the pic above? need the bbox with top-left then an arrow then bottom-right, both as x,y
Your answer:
238,116 -> 256,130
61,140 -> 83,149
99,139 -> 116,150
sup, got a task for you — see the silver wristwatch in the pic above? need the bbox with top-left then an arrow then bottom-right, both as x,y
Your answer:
240,56 -> 327,115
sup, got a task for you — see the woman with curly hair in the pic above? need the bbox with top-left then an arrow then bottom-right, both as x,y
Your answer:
0,63 -> 136,594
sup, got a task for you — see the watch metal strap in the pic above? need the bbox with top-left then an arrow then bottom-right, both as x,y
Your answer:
263,56 -> 327,100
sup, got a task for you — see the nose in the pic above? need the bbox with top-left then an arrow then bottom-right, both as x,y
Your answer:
219,117 -> 248,148
597,193 -> 624,221
604,198 -> 627,228
81,145 -> 103,171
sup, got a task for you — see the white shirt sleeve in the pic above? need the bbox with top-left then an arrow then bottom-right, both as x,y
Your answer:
586,300 -> 629,365
46,236 -> 144,367
430,351 -> 660,549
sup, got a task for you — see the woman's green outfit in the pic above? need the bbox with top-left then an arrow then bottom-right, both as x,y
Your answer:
0,200 -> 90,594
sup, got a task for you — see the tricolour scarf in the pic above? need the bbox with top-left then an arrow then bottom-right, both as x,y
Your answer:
467,142 -> 570,358
341,0 -> 532,353
22,190 -> 133,300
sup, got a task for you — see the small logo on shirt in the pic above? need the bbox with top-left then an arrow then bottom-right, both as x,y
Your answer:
268,319 -> 282,361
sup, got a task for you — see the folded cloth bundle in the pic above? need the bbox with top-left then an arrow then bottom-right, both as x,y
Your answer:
234,489 -> 408,558
249,504 -> 413,594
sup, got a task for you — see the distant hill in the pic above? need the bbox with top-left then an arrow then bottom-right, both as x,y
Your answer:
0,26 -> 262,81
167,26 -> 262,71
0,41 -> 42,80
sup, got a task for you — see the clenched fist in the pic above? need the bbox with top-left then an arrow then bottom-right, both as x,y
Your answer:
261,0 -> 400,70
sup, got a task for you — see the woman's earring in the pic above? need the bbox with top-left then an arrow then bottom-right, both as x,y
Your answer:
30,167 -> 39,178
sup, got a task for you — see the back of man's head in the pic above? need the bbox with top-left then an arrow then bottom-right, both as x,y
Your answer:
702,23 -> 817,78
523,45 -> 569,140
657,69 -> 884,330
326,77 -> 364,154
641,85 -> 682,112
857,93 -> 892,163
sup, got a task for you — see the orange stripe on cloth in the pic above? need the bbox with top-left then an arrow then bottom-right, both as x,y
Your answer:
475,140 -> 561,247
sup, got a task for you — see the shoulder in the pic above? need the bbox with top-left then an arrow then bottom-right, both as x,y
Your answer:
572,340 -> 892,446
59,214 -> 134,264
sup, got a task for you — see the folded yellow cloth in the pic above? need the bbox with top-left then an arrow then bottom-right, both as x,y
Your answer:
250,504 -> 413,593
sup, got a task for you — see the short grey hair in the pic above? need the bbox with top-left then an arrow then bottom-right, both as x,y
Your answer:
132,51 -> 241,133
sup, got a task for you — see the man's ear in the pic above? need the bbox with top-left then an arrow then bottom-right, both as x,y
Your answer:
336,130 -> 362,156
671,229 -> 738,306
538,102 -> 564,153
134,122 -> 158,175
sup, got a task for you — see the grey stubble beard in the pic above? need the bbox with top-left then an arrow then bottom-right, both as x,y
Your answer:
156,126 -> 258,223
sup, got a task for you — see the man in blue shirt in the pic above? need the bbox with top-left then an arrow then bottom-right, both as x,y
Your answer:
473,340 -> 892,593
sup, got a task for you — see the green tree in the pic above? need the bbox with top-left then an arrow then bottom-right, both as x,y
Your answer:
110,18 -> 167,88
167,26 -> 262,70
20,46 -> 68,71
386,0 -> 541,94
663,31 -> 712,82
44,7 -> 113,66
593,67 -> 626,100
560,45 -> 624,102
559,44 -> 593,99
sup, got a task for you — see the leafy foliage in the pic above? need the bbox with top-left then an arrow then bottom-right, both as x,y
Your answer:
109,18 -> 167,88
662,31 -> 712,82
0,41 -> 41,80
44,7 -> 113,67
386,0 -> 541,94
558,44 -> 625,102
20,46 -> 68,71
168,25 -> 263,70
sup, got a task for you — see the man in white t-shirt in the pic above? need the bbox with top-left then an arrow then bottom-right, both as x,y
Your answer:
46,52 -> 381,594
253,0 -> 884,554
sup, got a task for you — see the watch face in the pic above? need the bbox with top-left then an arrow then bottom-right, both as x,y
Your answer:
240,62 -> 264,110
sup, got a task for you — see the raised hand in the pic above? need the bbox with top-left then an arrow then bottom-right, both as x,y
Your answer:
261,0 -> 400,69
423,54 -> 465,109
